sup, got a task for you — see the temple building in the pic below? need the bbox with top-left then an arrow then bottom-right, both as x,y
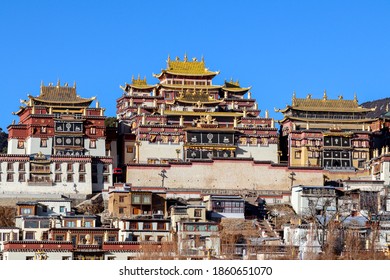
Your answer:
276,92 -> 375,172
0,81 -> 112,195
116,55 -> 278,169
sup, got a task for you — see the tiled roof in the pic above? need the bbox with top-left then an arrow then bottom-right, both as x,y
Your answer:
156,55 -> 219,77
31,84 -> 94,104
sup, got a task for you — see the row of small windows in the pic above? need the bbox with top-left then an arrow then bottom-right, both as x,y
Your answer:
2,173 -> 110,183
2,163 -> 110,172
17,137 -> 98,149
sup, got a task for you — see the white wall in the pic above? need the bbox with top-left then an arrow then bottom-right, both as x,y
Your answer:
26,137 -> 53,155
139,141 -> 183,162
84,138 -> 106,156
127,160 -> 323,191
3,251 -> 72,260
237,143 -> 278,162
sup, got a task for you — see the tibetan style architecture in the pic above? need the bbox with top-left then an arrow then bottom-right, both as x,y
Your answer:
277,92 -> 375,172
114,55 -> 319,191
1,81 -> 112,195
116,55 -> 278,166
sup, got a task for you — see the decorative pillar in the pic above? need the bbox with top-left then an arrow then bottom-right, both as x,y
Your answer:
130,98 -> 134,106
137,106 -> 141,115
179,116 -> 184,126
233,117 -> 238,127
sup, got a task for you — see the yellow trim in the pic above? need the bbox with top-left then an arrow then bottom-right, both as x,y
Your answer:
164,110 -> 243,117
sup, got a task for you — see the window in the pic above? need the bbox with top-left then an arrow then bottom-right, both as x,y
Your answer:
67,174 -> 73,182
79,163 -> 85,172
194,209 -> 202,218
143,222 -> 152,230
40,126 -> 47,133
25,231 -> 35,240
7,173 -> 13,182
26,256 -> 34,260
103,175 -> 109,183
119,196 -> 125,203
157,223 -> 165,230
40,139 -> 47,147
21,208 -> 32,215
67,163 -> 73,172
55,163 -> 61,171
17,140 -> 24,149
60,206 -> 66,213
84,221 -> 92,228
66,221 -> 76,227
56,235 -> 64,241
19,163 -> 25,171
7,163 -> 13,171
62,256 -> 71,260
90,140 -> 96,149
24,221 -> 39,228
126,146 -> 133,153
132,195 -> 141,204
18,173 -> 25,182
94,235 -> 103,245
40,220 -> 50,228
295,151 -> 301,159
107,257 -> 116,260
129,222 -> 138,230
103,164 -> 110,173
55,174 -> 61,182
79,174 -> 85,182
90,127 -> 96,135
142,195 -> 151,204
119,207 -> 125,214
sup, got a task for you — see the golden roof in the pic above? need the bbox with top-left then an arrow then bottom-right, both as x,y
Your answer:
277,92 -> 374,113
30,81 -> 95,105
154,55 -> 219,77
121,75 -> 157,91
222,79 -> 251,93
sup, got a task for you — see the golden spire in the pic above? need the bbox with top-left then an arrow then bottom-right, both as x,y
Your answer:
292,91 -> 296,106
323,89 -> 327,100
167,54 -> 170,68
184,53 -> 188,62
41,80 -> 44,87
73,81 -> 77,89
201,55 -> 204,63
338,95 -> 343,100
354,92 -> 358,103
57,79 -> 60,87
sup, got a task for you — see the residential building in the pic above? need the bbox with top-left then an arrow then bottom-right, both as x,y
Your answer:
203,195 -> 245,220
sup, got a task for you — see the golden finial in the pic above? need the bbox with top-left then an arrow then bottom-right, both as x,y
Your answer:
323,89 -> 327,100
201,55 -> 204,63
73,81 -> 77,89
137,74 -> 141,80
292,91 -> 296,100
354,92 -> 358,103
306,94 -> 312,99
338,95 -> 343,100
167,54 -> 170,68
131,75 -> 135,83
41,80 -> 44,87
184,53 -> 188,62
57,79 -> 60,87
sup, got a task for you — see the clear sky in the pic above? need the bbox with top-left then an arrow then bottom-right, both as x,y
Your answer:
1,0 -> 390,132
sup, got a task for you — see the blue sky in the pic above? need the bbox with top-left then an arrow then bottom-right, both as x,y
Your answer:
1,1 -> 390,132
